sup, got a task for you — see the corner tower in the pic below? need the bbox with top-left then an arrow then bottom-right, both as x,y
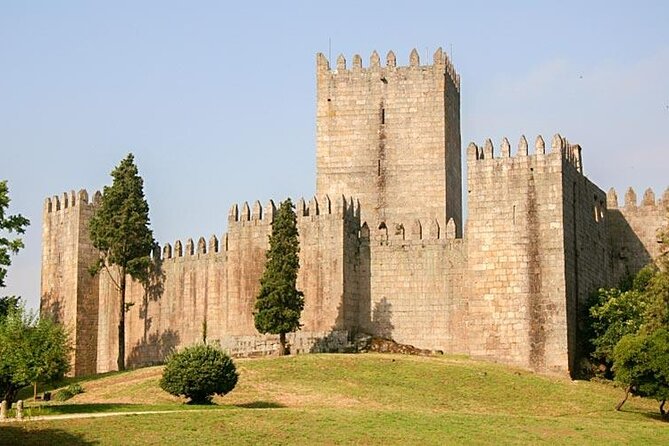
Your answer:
316,48 -> 462,232
41,190 -> 100,376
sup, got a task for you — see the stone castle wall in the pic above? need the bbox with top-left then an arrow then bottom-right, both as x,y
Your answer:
361,219 -> 468,352
465,135 -> 582,373
606,187 -> 668,285
315,48 -> 462,233
41,190 -> 100,376
94,196 -> 359,372
40,47 -> 668,378
560,142 -> 610,370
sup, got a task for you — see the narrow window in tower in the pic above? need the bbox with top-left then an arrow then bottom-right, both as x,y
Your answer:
378,159 -> 381,176
381,108 -> 385,124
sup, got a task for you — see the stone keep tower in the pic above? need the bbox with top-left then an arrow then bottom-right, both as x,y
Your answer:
316,48 -> 462,233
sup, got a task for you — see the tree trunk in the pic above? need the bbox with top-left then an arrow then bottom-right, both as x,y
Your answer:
117,268 -> 126,371
33,382 -> 37,400
616,385 -> 632,411
661,399 -> 667,419
279,332 -> 286,356
2,386 -> 18,408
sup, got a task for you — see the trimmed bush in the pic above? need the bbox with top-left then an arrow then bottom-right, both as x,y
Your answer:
54,383 -> 84,401
160,344 -> 238,404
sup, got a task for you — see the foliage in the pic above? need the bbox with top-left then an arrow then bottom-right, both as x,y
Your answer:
613,329 -> 669,416
641,269 -> 669,333
0,305 -> 70,406
254,198 -> 304,355
590,208 -> 669,416
89,153 -> 155,283
55,383 -> 84,401
89,153 -> 155,371
0,295 -> 21,319
588,278 -> 653,372
0,180 -> 30,289
160,344 -> 238,404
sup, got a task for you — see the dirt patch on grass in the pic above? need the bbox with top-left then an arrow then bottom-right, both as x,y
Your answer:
67,367 -> 181,405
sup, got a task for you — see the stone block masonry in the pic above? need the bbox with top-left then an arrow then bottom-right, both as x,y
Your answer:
40,47 -> 668,377
41,190 -> 100,376
316,48 -> 462,234
95,196 -> 361,371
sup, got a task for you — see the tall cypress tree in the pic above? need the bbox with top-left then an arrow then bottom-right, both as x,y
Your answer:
254,198 -> 304,355
89,153 -> 154,371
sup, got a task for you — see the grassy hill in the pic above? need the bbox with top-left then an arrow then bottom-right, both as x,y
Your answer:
1,353 -> 667,445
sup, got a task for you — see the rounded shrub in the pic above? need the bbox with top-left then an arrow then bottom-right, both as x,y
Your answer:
159,344 -> 238,404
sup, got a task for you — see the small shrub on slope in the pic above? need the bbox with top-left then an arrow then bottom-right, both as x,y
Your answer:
160,344 -> 238,404
55,383 -> 84,401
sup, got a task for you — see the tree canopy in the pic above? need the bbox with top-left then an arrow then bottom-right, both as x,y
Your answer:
589,206 -> 669,417
0,180 -> 30,289
89,153 -> 154,371
0,305 -> 70,406
588,266 -> 655,374
254,198 -> 304,355
613,329 -> 669,417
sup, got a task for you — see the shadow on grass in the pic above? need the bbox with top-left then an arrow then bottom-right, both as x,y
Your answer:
609,405 -> 668,423
26,403 -> 173,416
17,370 -> 130,401
629,409 -> 669,423
235,401 -> 285,409
0,425 -> 97,446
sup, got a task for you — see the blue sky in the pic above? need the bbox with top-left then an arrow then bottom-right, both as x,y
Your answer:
1,1 -> 668,309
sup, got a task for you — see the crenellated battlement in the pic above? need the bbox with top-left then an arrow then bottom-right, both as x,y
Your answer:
159,233 -> 228,260
467,134 -> 583,173
227,195 -> 360,226
606,186 -> 669,212
317,47 -> 460,91
44,189 -> 101,213
227,199 -> 276,224
151,195 -> 363,262
362,217 -> 460,244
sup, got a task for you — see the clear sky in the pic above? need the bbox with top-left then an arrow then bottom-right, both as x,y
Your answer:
1,1 -> 668,310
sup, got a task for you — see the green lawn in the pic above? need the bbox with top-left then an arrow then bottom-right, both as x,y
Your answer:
1,353 -> 666,445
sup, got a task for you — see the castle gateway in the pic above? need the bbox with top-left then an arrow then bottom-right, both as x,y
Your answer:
41,48 -> 667,377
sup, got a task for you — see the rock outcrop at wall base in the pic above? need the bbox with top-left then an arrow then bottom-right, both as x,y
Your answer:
354,334 -> 436,356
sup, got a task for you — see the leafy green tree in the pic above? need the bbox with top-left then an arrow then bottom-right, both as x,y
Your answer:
160,344 -> 238,404
0,305 -> 70,406
613,329 -> 669,418
254,198 -> 304,356
89,154 -> 155,371
0,180 -> 30,289
642,270 -> 669,333
597,207 -> 669,415
588,268 -> 655,374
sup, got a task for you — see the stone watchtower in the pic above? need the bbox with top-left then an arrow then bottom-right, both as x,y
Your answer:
316,48 -> 462,233
41,190 -> 100,376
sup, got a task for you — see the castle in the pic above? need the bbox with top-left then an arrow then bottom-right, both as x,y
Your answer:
40,48 -> 667,377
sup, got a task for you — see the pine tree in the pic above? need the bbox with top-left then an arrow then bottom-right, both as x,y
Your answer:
89,154 -> 154,371
254,198 -> 304,355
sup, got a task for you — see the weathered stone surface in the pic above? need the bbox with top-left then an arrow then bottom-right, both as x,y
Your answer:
315,48 -> 462,235
40,48 -> 668,378
16,400 -> 23,420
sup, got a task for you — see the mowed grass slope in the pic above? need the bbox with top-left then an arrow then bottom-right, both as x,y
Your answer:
1,353 -> 667,445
